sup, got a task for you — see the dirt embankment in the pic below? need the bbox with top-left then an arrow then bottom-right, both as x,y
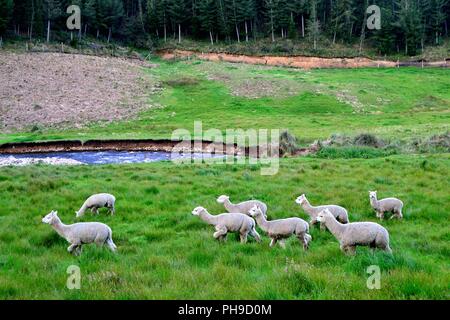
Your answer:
0,139 -> 243,156
158,49 -> 397,69
0,139 -> 318,158
158,49 -> 450,69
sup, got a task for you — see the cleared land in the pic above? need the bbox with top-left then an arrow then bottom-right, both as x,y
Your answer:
0,52 -> 159,132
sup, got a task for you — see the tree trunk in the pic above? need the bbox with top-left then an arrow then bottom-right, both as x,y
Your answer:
301,15 -> 305,37
164,23 -> 167,42
46,20 -> 50,43
178,24 -> 181,43
107,27 -> 111,43
30,0 -> 35,40
359,0 -> 368,54
84,24 -> 87,37
209,30 -> 214,45
235,24 -> 240,42
96,29 -> 99,39
245,21 -> 249,42
138,0 -> 145,33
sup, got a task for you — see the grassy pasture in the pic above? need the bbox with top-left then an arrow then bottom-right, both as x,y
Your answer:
1,59 -> 448,144
0,155 -> 448,299
0,55 -> 448,300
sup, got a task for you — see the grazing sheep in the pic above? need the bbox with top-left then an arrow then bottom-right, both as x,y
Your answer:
295,194 -> 349,230
42,210 -> 117,255
369,191 -> 404,220
76,193 -> 116,217
217,195 -> 268,218
316,209 -> 392,255
248,205 -> 311,250
191,206 -> 261,243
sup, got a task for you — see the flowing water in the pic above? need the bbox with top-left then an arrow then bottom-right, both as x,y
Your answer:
0,151 -> 225,166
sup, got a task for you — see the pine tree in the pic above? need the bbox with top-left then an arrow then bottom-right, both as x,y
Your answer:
395,0 -> 423,55
43,0 -> 62,42
264,0 -> 277,42
307,0 -> 320,49
331,0 -> 355,43
197,0 -> 217,44
83,0 -> 97,37
168,0 -> 186,43
0,0 -> 14,36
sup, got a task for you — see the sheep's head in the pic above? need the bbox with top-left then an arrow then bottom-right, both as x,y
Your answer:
295,194 -> 306,205
42,210 -> 58,224
369,191 -> 377,200
316,209 -> 333,223
216,195 -> 229,204
248,205 -> 262,217
192,206 -> 206,216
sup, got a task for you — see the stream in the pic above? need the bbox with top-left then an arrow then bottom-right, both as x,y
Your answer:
0,151 -> 225,166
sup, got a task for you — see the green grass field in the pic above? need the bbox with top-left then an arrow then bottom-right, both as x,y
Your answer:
0,57 -> 449,299
0,155 -> 449,299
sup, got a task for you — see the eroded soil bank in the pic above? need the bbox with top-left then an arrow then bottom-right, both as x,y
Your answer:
0,139 -> 241,155
158,49 -> 450,69
0,139 -> 317,158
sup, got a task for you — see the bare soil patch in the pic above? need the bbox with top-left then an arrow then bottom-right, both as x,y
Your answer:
158,49 -> 398,69
0,52 -> 160,132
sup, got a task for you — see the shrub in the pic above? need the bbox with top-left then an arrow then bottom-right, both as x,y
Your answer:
314,146 -> 396,159
353,133 -> 385,148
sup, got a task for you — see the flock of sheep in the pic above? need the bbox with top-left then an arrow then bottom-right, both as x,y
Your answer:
42,191 -> 404,256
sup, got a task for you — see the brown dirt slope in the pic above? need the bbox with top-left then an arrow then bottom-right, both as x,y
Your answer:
0,52 -> 159,132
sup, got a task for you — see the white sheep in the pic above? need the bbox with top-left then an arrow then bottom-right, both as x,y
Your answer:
248,205 -> 311,250
76,193 -> 116,217
42,210 -> 117,255
191,206 -> 261,243
295,194 -> 349,230
369,191 -> 404,220
217,195 -> 268,218
316,209 -> 392,255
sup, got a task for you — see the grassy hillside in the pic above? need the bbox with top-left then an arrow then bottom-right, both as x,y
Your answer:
0,154 -> 448,299
1,57 -> 449,145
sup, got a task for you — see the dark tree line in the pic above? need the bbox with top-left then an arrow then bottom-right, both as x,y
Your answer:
1,0 -> 449,55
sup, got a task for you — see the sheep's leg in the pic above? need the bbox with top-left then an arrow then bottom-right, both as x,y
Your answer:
249,228 -> 261,243
109,205 -> 115,215
240,232 -> 248,244
106,238 -> 117,252
213,226 -> 228,242
278,239 -> 286,249
344,245 -> 356,256
74,245 -> 83,256
394,209 -> 403,219
297,233 -> 308,250
67,243 -> 77,254
269,238 -> 277,247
